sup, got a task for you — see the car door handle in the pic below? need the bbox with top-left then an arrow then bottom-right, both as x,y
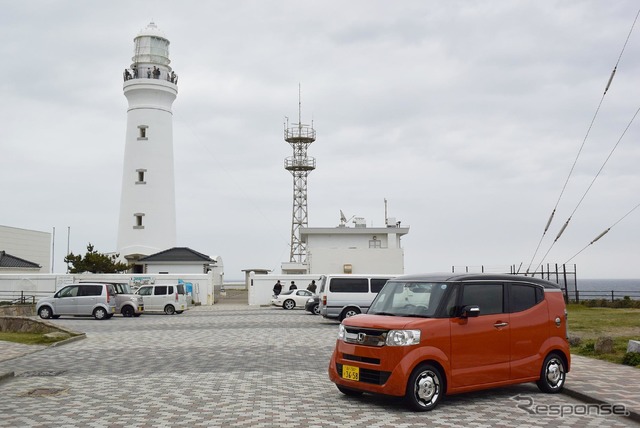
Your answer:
494,322 -> 508,328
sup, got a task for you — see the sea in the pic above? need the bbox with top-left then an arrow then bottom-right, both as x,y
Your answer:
567,278 -> 640,300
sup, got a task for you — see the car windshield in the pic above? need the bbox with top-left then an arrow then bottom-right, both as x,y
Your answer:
368,281 -> 450,317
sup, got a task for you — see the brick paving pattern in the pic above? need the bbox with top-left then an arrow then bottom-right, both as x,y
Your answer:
0,304 -> 637,427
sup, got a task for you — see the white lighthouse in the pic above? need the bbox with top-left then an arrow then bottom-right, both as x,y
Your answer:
117,22 -> 178,270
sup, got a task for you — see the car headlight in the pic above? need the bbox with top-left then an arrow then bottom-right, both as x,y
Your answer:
338,324 -> 346,340
386,329 -> 421,346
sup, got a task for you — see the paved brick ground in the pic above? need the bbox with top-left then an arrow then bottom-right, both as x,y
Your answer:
0,305 -> 637,427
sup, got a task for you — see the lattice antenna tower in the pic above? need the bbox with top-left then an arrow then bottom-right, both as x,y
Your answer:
284,86 -> 316,263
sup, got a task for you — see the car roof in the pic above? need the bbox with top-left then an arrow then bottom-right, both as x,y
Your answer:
388,273 -> 561,289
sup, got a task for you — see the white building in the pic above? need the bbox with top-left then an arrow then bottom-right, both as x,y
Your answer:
0,225 -> 50,273
137,247 -> 223,275
117,22 -> 178,270
281,217 -> 409,275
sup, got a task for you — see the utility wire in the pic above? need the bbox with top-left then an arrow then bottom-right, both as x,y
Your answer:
564,201 -> 640,264
533,105 -> 640,270
526,7 -> 640,274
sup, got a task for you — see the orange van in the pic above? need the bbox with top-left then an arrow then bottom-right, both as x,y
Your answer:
328,273 -> 570,411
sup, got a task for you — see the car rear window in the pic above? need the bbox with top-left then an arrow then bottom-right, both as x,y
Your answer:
79,285 -> 102,296
177,284 -> 185,294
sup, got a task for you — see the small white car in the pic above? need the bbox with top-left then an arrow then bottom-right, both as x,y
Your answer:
271,289 -> 315,310
135,284 -> 187,315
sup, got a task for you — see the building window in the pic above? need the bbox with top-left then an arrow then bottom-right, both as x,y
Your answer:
136,169 -> 147,184
369,237 -> 382,248
138,125 -> 148,140
134,213 -> 145,229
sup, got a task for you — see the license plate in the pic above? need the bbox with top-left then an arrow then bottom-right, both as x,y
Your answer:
342,365 -> 359,381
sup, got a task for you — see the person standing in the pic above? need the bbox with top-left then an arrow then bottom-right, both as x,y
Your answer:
289,281 -> 297,290
307,280 -> 317,293
273,280 -> 282,297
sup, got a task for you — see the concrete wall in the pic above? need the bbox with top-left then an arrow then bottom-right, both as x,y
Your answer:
307,247 -> 405,275
0,272 -> 222,305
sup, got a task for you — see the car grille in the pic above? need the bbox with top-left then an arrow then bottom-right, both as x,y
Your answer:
343,326 -> 388,347
336,363 -> 391,385
342,353 -> 380,365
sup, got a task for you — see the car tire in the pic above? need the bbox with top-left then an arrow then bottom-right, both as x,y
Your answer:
121,306 -> 134,317
536,352 -> 566,393
312,304 -> 320,315
164,305 -> 176,315
340,307 -> 360,321
337,385 -> 363,396
93,307 -> 108,320
405,363 -> 444,412
283,299 -> 296,310
38,306 -> 52,319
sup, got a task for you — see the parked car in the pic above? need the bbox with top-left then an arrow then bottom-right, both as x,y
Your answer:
271,289 -> 314,310
328,273 -> 571,411
81,282 -> 144,317
305,295 -> 320,315
36,283 -> 117,320
134,283 -> 187,315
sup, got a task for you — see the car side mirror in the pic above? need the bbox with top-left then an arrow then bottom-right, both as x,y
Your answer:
460,305 -> 480,318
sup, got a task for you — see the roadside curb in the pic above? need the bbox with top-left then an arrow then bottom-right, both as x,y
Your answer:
49,333 -> 86,347
564,386 -> 640,423
0,370 -> 14,384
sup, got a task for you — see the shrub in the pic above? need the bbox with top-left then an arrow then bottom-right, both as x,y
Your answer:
622,352 -> 640,367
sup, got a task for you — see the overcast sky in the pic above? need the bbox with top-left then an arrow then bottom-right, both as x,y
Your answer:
2,1 -> 639,279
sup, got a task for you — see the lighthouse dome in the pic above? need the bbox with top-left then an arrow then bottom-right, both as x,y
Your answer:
131,21 -> 171,68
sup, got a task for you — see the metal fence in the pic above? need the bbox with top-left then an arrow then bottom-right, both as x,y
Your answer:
565,289 -> 640,302
0,290 -> 49,305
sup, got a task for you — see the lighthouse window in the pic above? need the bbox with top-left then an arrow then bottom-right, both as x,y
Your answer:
136,169 -> 146,184
134,213 -> 145,229
138,125 -> 148,140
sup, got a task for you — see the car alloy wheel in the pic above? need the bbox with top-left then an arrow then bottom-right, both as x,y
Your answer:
537,353 -> 566,393
38,306 -> 52,319
93,307 -> 107,320
283,299 -> 295,310
406,364 -> 443,411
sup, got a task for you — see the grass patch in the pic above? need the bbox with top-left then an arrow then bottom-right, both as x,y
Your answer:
567,305 -> 640,366
0,332 -> 71,346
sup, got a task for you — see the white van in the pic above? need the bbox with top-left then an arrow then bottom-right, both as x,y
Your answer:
135,283 -> 188,315
318,275 -> 395,321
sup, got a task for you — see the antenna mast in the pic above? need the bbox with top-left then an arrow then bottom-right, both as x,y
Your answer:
284,86 -> 316,263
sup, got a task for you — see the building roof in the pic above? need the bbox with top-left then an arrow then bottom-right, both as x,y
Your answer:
138,247 -> 214,263
301,226 -> 410,236
0,251 -> 41,269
